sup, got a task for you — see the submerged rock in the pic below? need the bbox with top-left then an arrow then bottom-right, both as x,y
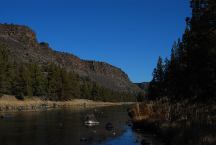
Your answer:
84,114 -> 100,127
80,137 -> 88,142
105,122 -> 114,131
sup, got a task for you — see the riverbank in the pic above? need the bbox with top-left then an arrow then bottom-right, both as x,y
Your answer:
0,95 -> 133,112
129,99 -> 216,145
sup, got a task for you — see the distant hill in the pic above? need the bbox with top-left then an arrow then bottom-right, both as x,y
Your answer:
0,24 -> 140,94
134,82 -> 149,92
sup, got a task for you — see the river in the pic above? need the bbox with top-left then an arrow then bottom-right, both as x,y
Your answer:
0,106 -> 164,145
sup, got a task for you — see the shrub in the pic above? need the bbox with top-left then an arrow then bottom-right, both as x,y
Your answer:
15,93 -> 25,100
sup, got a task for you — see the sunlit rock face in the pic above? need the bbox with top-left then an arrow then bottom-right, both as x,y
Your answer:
0,23 -> 140,93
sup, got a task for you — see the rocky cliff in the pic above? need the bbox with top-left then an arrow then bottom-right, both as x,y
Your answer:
0,24 -> 140,93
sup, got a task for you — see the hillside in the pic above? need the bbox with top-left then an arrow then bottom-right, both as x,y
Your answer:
134,82 -> 149,91
0,24 -> 140,94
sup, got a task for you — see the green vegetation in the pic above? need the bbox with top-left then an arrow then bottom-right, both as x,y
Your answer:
136,1 -> 216,144
0,43 -> 135,102
148,0 -> 216,103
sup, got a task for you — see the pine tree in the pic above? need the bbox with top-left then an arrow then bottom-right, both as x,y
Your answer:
12,67 -> 25,98
59,69 -> 75,101
155,57 -> 164,83
148,57 -> 165,100
149,0 -> 216,102
91,82 -> 100,101
30,64 -> 46,97
46,64 -> 61,100
80,81 -> 91,99
0,43 -> 13,94
20,65 -> 33,96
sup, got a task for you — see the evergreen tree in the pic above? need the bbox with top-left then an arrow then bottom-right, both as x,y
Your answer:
20,65 -> 33,96
148,57 -> 165,100
0,43 -> 135,102
0,43 -> 13,94
149,0 -> 216,102
12,65 -> 32,97
59,69 -> 77,100
46,64 -> 61,100
30,64 -> 46,97
91,82 -> 100,100
80,81 -> 92,99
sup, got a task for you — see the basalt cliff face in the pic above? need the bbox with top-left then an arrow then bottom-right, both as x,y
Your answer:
0,24 -> 140,93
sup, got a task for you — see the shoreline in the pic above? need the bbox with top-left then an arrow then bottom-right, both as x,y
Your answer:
0,95 -> 134,112
129,101 -> 216,145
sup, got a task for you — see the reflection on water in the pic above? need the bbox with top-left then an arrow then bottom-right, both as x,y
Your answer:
0,106 -> 163,145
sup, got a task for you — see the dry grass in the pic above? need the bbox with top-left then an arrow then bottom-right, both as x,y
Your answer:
130,98 -> 216,145
0,95 -> 125,112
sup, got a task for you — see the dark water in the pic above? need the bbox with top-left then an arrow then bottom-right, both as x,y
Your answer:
0,106 -> 163,145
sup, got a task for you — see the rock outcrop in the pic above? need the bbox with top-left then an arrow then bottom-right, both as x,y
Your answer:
0,24 -> 140,93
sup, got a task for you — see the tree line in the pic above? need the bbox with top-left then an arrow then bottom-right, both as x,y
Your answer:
148,0 -> 216,103
0,43 -> 135,102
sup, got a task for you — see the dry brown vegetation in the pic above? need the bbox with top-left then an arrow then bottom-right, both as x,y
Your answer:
0,95 -> 125,112
130,98 -> 216,145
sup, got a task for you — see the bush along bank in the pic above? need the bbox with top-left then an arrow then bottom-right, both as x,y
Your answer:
128,98 -> 216,145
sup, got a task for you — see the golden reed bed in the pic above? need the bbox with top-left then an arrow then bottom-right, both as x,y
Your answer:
0,95 -> 124,112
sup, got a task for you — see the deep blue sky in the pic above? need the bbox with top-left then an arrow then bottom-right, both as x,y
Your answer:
0,0 -> 191,83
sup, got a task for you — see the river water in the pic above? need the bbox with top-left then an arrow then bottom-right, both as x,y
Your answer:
0,106 -> 164,145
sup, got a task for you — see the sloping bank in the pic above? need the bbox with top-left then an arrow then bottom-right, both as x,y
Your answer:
0,95 -> 132,112
128,99 -> 216,145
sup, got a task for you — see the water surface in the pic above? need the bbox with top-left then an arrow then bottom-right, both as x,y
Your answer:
0,106 -> 163,145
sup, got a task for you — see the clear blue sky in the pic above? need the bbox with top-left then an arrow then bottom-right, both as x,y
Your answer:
0,0 -> 191,83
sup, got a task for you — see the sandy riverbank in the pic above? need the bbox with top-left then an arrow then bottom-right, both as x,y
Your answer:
0,95 -> 134,112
